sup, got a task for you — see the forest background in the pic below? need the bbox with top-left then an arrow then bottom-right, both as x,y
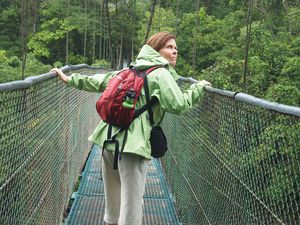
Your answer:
0,0 -> 300,107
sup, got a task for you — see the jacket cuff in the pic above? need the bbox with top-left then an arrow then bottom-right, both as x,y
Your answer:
66,76 -> 73,87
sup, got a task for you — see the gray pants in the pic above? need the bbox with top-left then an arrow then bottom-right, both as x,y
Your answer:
102,150 -> 150,225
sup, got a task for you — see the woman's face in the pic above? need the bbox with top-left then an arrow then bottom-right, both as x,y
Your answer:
159,39 -> 178,67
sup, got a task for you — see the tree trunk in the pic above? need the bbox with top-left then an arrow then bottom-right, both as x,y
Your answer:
192,0 -> 200,73
131,23 -> 134,63
105,0 -> 114,68
104,34 -> 107,60
31,0 -> 39,33
92,27 -> 96,63
282,0 -> 289,12
84,0 -> 88,59
243,0 -> 254,92
130,0 -> 136,63
204,0 -> 211,14
115,0 -> 118,13
117,28 -> 123,69
99,0 -> 104,59
21,0 -> 28,80
144,0 -> 158,43
66,0 -> 70,64
92,0 -> 96,63
174,0 -> 179,35
282,0 -> 291,32
157,0 -> 161,31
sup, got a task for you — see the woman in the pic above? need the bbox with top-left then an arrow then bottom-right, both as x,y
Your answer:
51,31 -> 210,225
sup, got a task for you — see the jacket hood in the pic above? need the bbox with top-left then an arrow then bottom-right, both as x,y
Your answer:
131,45 -> 169,70
131,45 -> 180,80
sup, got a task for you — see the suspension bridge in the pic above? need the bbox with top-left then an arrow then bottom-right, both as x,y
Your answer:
0,65 -> 299,225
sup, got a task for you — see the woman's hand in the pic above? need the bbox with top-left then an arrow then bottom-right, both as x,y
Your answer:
51,68 -> 68,83
198,80 -> 211,87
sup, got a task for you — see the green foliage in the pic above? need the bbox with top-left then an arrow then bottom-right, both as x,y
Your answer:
281,57 -> 300,81
24,53 -> 52,77
137,6 -> 176,46
246,56 -> 269,95
265,84 -> 300,106
92,59 -> 111,68
241,120 -> 300,204
200,56 -> 243,91
0,51 -> 51,83
28,18 -> 77,58
53,61 -> 63,68
159,2 -> 300,107
286,7 -> 300,35
0,5 -> 20,55
67,54 -> 87,65
0,50 -> 21,82
175,57 -> 194,77
176,8 -> 246,86
0,0 -> 299,106
151,7 -> 177,34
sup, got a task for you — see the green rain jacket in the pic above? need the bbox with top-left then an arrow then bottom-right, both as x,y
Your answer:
67,44 -> 205,159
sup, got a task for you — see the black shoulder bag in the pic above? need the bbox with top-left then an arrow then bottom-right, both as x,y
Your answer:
143,75 -> 168,158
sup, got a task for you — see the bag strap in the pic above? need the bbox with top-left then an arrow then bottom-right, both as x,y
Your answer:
102,124 -> 127,169
143,74 -> 155,126
143,65 -> 162,126
133,66 -> 160,124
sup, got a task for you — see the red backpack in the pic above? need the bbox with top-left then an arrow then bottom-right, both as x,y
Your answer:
96,66 -> 159,128
96,65 -> 162,169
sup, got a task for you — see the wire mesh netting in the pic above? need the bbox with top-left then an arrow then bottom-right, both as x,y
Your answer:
0,65 -> 105,225
161,79 -> 300,225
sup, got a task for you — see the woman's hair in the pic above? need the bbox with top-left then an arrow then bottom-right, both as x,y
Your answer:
146,31 -> 176,52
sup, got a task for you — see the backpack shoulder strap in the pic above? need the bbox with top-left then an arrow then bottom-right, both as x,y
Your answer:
145,66 -> 161,75
133,66 -> 161,124
143,73 -> 154,125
